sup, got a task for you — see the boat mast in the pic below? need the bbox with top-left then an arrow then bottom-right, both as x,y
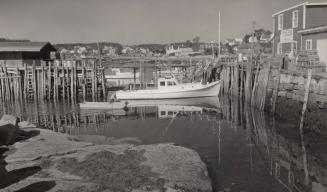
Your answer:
218,11 -> 221,59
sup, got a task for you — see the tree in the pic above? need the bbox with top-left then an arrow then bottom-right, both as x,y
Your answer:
243,34 -> 251,43
192,36 -> 200,51
243,29 -> 272,43
225,43 -> 234,54
115,44 -> 123,55
185,40 -> 192,48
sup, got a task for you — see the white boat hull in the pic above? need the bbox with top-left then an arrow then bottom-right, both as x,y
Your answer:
115,80 -> 220,100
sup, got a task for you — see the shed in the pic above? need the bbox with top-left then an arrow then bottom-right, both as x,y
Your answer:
0,41 -> 57,67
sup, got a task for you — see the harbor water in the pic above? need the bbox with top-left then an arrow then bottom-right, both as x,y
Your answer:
0,96 -> 326,192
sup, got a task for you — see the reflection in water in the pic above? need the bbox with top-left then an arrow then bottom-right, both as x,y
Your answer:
0,96 -> 326,192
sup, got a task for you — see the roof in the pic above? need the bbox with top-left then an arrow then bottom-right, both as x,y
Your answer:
272,2 -> 327,17
272,2 -> 306,17
0,42 -> 56,52
298,25 -> 327,34
261,33 -> 271,39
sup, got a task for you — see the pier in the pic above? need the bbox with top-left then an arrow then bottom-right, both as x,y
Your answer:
0,59 -> 106,102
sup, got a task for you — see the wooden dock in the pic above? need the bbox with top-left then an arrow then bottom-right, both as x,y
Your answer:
0,59 -> 106,102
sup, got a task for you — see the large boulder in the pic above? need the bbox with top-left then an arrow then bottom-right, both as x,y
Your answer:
3,128 -> 212,192
0,114 -> 20,146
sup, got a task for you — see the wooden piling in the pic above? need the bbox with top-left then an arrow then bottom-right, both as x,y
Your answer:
32,60 -> 37,100
73,62 -> 77,100
24,63 -> 28,99
271,60 -> 283,113
62,66 -> 66,100
82,66 -> 86,101
70,66 -> 74,103
48,62 -> 51,100
298,69 -> 312,185
54,66 -> 58,100
92,61 -> 96,101
101,68 -> 106,100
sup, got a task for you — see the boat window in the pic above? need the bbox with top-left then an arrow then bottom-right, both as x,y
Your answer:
160,81 -> 165,86
167,81 -> 173,86
168,111 -> 173,115
161,111 -> 166,116
173,82 -> 177,85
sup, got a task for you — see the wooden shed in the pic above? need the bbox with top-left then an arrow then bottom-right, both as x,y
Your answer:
0,41 -> 57,68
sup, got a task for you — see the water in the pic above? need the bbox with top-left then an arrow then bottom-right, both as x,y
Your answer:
0,96 -> 326,192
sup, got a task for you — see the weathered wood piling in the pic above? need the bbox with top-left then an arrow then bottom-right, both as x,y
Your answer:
220,57 -> 276,110
0,59 -> 106,102
218,56 -> 316,112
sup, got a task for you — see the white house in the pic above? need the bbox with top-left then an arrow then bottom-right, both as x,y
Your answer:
165,45 -> 193,56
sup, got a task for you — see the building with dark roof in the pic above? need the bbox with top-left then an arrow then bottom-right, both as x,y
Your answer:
272,2 -> 327,69
0,41 -> 57,67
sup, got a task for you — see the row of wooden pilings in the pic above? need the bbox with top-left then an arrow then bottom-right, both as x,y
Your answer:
0,59 -> 107,103
219,58 -> 314,116
219,59 -> 276,111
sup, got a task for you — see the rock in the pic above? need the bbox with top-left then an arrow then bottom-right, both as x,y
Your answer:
3,128 -> 212,192
5,128 -> 93,164
0,114 -> 20,145
18,121 -> 37,129
70,135 -> 143,145
1,114 -> 19,126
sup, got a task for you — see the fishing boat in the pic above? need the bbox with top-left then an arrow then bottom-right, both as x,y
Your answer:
112,76 -> 220,100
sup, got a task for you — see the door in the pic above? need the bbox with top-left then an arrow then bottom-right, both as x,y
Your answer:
317,39 -> 327,70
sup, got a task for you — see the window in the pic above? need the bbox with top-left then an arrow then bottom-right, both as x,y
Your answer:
306,39 -> 312,50
277,43 -> 282,55
168,111 -> 173,115
278,14 -> 283,30
292,10 -> 298,28
291,42 -> 297,52
161,111 -> 166,116
160,81 -> 165,86
167,81 -> 173,86
291,42 -> 297,56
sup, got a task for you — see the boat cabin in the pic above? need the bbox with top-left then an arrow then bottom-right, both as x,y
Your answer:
157,77 -> 178,88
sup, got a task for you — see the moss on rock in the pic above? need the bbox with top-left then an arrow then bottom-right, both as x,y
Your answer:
56,150 -> 166,192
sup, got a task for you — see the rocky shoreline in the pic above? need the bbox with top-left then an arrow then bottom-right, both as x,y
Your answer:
0,115 -> 212,192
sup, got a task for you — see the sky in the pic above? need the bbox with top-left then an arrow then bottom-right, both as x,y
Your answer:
0,0 -> 326,45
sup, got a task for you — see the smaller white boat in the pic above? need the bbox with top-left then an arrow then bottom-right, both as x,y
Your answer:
114,76 -> 220,100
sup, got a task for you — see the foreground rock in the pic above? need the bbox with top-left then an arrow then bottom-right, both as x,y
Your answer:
0,114 -> 20,146
2,128 -> 212,192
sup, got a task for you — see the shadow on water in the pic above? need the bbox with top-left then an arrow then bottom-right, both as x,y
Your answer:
0,96 -> 327,192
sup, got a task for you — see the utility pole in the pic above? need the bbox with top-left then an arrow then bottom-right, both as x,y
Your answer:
97,41 -> 102,67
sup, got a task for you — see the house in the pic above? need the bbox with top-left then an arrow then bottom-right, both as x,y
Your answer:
165,45 -> 194,56
234,38 -> 243,44
121,47 -> 133,54
272,2 -> 327,67
260,33 -> 272,43
237,43 -> 264,61
0,41 -> 57,67
103,46 -> 117,57
248,36 -> 258,43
